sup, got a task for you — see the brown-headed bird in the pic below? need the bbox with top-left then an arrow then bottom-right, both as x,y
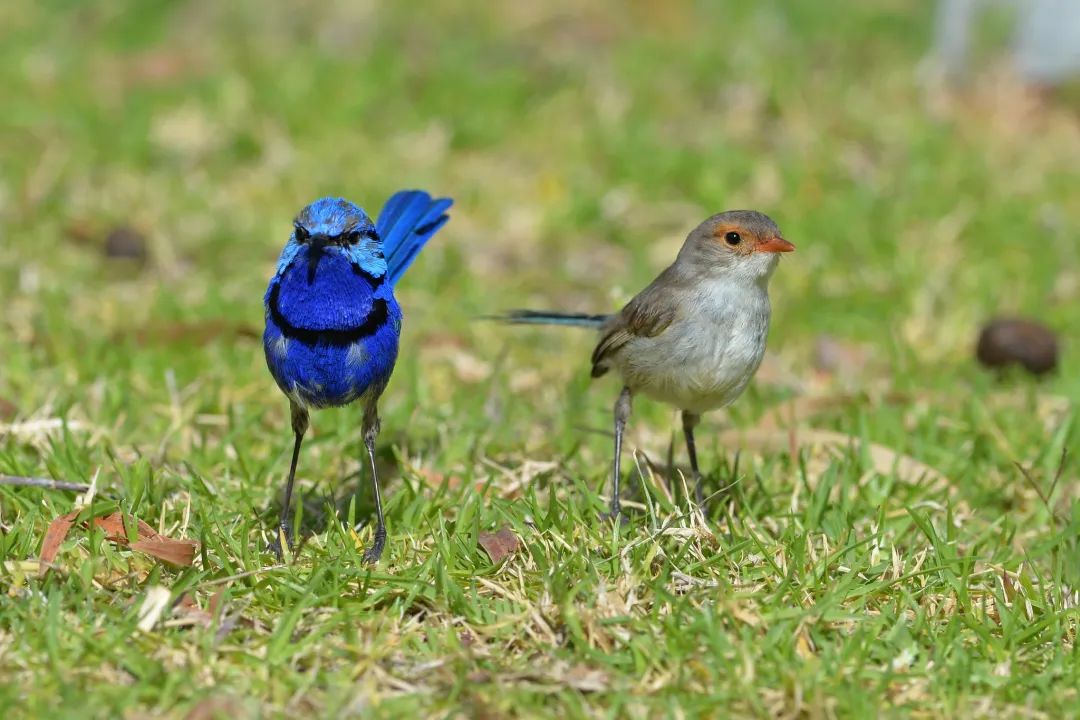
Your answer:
497,210 -> 794,518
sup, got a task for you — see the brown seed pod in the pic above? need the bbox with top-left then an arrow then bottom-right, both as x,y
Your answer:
976,317 -> 1059,376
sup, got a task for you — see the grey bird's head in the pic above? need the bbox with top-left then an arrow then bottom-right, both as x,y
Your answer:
676,210 -> 794,285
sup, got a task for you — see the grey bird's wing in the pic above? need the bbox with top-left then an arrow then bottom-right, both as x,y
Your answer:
590,266 -> 682,378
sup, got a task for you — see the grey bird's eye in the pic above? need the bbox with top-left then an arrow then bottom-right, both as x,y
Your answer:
724,231 -> 742,246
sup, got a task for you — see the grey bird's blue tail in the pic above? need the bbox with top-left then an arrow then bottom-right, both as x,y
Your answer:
495,310 -> 610,329
377,190 -> 454,285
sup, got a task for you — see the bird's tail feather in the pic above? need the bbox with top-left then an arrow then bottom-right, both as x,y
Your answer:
377,190 -> 453,285
492,310 -> 610,329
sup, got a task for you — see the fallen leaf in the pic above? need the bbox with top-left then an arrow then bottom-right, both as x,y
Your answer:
209,590 -> 225,617
4,560 -> 40,574
4,560 -> 41,592
1002,571 -> 1017,603
92,511 -> 199,567
168,593 -> 214,628
184,697 -> 243,720
795,628 -> 816,659
38,509 -> 81,577
137,585 -> 172,631
556,664 -> 608,692
478,527 -> 519,564
93,512 -> 153,542
131,538 -> 198,567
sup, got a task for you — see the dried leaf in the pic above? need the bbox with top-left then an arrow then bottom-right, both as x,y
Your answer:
131,538 -> 198,567
38,509 -> 80,577
478,527 -> 520,564
795,629 -> 816,659
137,585 -> 172,631
556,664 -> 608,692
169,593 -> 213,628
184,697 -> 243,720
1002,571 -> 1017,603
209,589 -> 226,618
93,512 -> 158,542
93,511 -> 199,566
4,560 -> 41,591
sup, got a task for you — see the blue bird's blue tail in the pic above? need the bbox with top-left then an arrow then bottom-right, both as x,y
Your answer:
494,310 -> 611,329
377,190 -> 453,285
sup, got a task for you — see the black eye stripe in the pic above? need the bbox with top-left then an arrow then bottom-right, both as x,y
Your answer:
346,227 -> 379,244
293,226 -> 379,244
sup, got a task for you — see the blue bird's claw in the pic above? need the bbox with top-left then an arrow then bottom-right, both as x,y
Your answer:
362,527 -> 387,564
268,522 -> 294,561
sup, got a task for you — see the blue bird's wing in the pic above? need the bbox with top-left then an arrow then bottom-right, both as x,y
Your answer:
376,190 -> 453,285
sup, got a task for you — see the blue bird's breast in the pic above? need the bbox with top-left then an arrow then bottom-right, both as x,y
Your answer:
263,246 -> 402,409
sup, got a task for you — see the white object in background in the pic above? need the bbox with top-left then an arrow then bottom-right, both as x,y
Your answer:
934,0 -> 1080,84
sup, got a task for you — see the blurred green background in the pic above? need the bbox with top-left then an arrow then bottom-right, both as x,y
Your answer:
1,0 -> 1078,717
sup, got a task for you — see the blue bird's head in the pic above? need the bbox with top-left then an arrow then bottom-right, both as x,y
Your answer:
282,197 -> 387,279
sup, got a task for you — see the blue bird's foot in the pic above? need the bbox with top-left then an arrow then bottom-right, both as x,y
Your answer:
362,526 -> 387,564
268,521 -> 294,560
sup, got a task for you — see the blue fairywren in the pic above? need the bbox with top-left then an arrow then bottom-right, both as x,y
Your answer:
264,191 -> 452,562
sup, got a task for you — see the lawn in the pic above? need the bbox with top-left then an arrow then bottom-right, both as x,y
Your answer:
1,0 -> 1079,717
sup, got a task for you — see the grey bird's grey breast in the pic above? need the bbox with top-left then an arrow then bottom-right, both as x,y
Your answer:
604,276 -> 772,414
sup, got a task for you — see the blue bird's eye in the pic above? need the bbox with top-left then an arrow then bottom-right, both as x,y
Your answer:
295,226 -> 310,242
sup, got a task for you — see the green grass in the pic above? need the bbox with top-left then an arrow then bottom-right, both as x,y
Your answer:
2,0 -> 1079,717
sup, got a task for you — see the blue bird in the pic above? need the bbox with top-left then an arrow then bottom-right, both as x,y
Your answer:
263,191 -> 452,562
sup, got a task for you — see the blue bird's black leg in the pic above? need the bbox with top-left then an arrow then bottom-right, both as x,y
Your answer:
361,401 -> 387,564
682,410 -> 703,507
602,386 -> 632,522
272,401 -> 308,559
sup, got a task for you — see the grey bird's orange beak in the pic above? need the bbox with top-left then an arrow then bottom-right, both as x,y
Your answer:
757,237 -> 795,254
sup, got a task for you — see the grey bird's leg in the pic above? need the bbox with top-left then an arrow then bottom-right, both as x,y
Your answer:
361,399 -> 388,564
273,400 -> 309,559
603,386 -> 633,521
681,410 -> 703,506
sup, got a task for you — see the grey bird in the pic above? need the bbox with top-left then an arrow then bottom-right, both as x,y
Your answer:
497,210 -> 795,518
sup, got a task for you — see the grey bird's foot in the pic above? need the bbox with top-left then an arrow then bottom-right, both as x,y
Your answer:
362,528 -> 387,564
